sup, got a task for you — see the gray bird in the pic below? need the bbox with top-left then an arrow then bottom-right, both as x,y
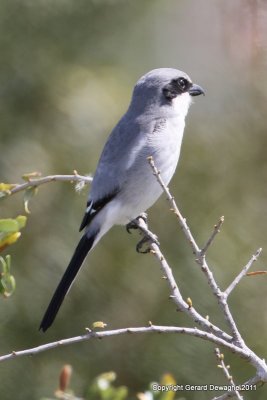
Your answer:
40,68 -> 204,331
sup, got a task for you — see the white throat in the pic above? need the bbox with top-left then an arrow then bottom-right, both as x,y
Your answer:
172,92 -> 192,119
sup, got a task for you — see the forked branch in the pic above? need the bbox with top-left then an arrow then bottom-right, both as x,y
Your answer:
0,163 -> 266,399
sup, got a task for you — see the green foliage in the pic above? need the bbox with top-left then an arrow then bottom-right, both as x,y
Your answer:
41,369 -> 128,400
0,215 -> 27,252
0,255 -> 15,297
85,372 -> 128,400
0,215 -> 27,298
21,172 -> 42,213
23,186 -> 38,214
41,368 -> 182,400
138,374 -> 181,400
0,182 -> 16,199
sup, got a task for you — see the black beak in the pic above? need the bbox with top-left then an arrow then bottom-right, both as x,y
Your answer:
189,83 -> 205,97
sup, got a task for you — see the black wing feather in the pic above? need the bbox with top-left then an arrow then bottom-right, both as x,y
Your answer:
79,189 -> 119,232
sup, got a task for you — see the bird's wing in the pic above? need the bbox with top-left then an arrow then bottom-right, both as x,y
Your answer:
79,189 -> 120,231
79,115 -> 151,231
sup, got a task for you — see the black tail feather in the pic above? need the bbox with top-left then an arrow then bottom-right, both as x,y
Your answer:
39,232 -> 97,332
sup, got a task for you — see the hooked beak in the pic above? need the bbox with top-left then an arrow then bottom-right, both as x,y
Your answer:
189,83 -> 205,97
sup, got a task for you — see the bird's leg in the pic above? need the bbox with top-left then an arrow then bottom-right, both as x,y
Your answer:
126,212 -> 148,233
136,228 -> 160,254
126,213 -> 159,254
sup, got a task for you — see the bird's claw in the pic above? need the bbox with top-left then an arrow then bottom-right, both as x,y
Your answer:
126,213 -> 148,234
126,220 -> 138,234
126,213 -> 159,253
136,233 -> 159,254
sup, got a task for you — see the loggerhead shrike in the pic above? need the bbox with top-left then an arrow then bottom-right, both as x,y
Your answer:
40,68 -> 204,331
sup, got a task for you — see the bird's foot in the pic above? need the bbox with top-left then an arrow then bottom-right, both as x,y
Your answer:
126,213 -> 159,253
136,233 -> 159,254
126,213 -> 148,233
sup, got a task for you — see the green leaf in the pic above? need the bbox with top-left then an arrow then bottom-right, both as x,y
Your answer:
0,217 -> 27,252
0,219 -> 19,233
16,215 -> 27,229
22,171 -> 41,181
24,186 -> 38,214
0,183 -> 16,192
92,321 -> 107,329
0,216 -> 27,233
0,255 -> 16,297
0,232 -> 21,252
1,254 -> 10,274
0,183 -> 16,200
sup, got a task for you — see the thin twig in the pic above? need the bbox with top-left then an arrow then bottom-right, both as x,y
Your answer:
215,348 -> 243,400
0,325 -> 249,363
135,217 -> 232,343
201,216 -> 224,255
212,375 -> 260,400
134,216 -> 267,382
224,248 -> 262,298
147,156 -> 244,346
147,156 -> 200,255
2,173 -> 92,196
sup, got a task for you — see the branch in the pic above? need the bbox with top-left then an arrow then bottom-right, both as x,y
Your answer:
3,173 -> 92,196
134,217 -> 232,343
214,348 -> 243,400
212,375 -> 260,400
1,167 -> 267,394
134,215 -> 267,382
0,324 -> 250,363
146,156 -> 267,386
147,157 -> 245,346
147,157 -> 200,255
201,216 -> 224,255
224,248 -> 262,298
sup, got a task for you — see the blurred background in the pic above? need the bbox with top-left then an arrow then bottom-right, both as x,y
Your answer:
1,0 -> 267,399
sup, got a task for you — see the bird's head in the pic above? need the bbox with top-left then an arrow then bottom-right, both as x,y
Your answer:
130,68 -> 204,118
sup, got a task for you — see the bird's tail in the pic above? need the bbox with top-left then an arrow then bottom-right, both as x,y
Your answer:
39,230 -> 98,332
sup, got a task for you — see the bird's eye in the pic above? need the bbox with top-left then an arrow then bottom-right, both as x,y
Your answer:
177,77 -> 188,91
